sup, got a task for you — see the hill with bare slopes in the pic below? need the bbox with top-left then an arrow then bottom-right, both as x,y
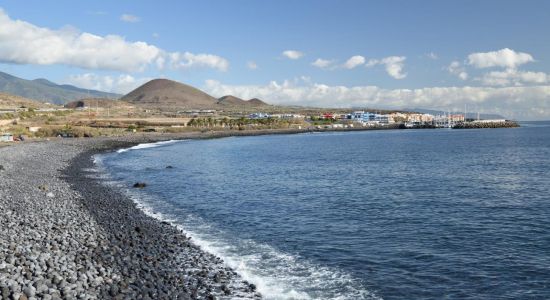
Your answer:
217,95 -> 248,106
0,92 -> 56,109
121,79 -> 217,109
247,98 -> 268,106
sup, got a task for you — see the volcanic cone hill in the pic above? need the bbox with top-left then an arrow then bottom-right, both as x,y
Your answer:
120,79 -> 217,110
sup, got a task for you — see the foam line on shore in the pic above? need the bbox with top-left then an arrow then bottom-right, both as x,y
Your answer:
94,149 -> 380,300
116,139 -> 181,153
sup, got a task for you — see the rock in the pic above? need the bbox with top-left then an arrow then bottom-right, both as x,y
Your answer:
0,138 -> 259,300
108,285 -> 119,297
165,165 -> 174,169
132,182 -> 147,188
22,286 -> 35,298
2,287 -> 10,299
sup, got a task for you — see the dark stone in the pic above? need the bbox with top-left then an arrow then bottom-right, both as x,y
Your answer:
133,182 -> 146,188
109,285 -> 119,297
165,165 -> 174,169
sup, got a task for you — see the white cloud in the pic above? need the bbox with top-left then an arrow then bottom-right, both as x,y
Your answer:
282,50 -> 304,60
0,9 -> 228,72
426,52 -> 438,60
311,58 -> 334,69
366,56 -> 407,79
468,48 -> 534,69
203,79 -> 550,120
66,73 -> 152,94
120,14 -> 140,23
448,61 -> 468,80
343,55 -> 365,69
479,69 -> 549,86
168,52 -> 228,72
247,61 -> 258,70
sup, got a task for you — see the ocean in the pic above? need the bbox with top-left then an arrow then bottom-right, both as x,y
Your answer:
95,122 -> 550,299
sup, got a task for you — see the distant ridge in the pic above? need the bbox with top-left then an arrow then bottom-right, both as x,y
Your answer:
217,95 -> 247,106
0,71 -> 120,104
121,79 -> 217,109
217,95 -> 268,107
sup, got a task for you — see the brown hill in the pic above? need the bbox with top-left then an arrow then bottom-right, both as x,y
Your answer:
217,95 -> 268,107
121,79 -> 216,109
65,98 -> 134,109
0,92 -> 55,109
217,95 -> 247,106
247,98 -> 268,106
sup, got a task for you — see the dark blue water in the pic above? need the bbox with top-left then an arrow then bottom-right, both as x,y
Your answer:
98,122 -> 550,300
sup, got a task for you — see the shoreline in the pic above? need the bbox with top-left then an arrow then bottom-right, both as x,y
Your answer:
1,130 -> 285,300
64,140 -> 262,299
0,124 -> 524,299
1,127 -> 366,300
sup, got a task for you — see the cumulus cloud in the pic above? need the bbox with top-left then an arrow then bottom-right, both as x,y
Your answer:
247,61 -> 258,70
311,58 -> 334,69
65,73 -> 152,94
203,79 -> 550,120
343,55 -> 365,69
479,69 -> 549,86
366,56 -> 407,79
468,48 -> 534,69
120,14 -> 140,23
448,61 -> 468,80
0,9 -> 228,72
168,52 -> 229,71
282,50 -> 304,60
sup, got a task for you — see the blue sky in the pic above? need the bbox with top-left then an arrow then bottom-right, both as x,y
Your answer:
1,0 -> 550,120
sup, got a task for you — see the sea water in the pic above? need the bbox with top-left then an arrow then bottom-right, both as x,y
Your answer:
97,122 -> 550,299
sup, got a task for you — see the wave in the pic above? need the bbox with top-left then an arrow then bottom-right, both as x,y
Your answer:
92,167 -> 379,299
116,140 -> 181,153
94,143 -> 380,300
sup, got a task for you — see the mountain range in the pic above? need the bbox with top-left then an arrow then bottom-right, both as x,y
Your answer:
0,71 -> 120,104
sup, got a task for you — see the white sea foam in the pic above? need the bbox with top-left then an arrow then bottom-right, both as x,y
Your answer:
116,140 -> 181,153
123,193 -> 377,299
93,151 -> 381,300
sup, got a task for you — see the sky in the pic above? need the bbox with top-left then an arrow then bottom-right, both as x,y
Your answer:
1,0 -> 550,120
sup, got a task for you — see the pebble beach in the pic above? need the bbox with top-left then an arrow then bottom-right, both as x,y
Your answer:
0,132 -> 281,300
